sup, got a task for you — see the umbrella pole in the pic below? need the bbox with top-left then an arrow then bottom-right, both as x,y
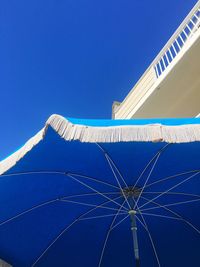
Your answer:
129,210 -> 140,267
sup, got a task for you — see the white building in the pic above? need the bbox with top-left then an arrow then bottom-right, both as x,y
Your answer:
112,1 -> 200,119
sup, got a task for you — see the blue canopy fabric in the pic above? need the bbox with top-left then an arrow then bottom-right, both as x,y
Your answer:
0,114 -> 200,267
67,117 -> 200,126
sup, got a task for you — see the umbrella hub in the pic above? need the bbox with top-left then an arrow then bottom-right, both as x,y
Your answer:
121,186 -> 141,198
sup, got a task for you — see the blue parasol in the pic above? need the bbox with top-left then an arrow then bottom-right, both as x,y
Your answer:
0,114 -> 200,267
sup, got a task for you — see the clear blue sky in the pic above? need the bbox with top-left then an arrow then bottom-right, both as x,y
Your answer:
0,0 -> 198,159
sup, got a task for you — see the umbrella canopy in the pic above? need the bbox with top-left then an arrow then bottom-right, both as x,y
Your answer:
0,114 -> 200,267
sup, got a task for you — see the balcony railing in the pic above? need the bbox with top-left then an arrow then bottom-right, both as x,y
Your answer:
154,3 -> 200,77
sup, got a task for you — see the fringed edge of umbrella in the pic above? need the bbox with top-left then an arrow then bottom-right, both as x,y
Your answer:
0,128 -> 45,175
1,114 -> 200,175
46,114 -> 200,143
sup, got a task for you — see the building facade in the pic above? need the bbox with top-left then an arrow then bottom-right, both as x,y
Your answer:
113,1 -> 200,119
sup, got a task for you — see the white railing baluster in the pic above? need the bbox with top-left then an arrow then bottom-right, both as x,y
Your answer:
175,39 -> 182,50
162,55 -> 167,70
168,47 -> 174,61
179,33 -> 185,44
182,28 -> 189,39
193,13 -> 200,22
161,57 -> 167,70
171,43 -> 178,55
158,61 -> 163,74
186,24 -> 192,34
165,52 -> 170,65
155,64 -> 159,78
190,18 -> 198,30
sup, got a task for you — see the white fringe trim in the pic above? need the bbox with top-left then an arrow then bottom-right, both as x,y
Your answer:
1,114 -> 200,175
